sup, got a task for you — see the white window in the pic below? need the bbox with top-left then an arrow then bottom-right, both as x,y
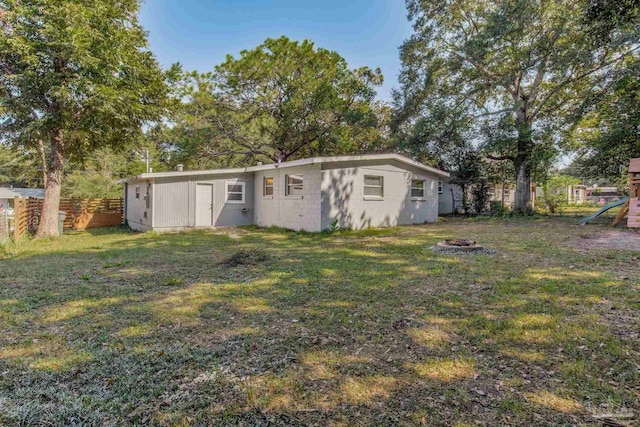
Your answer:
438,181 -> 443,195
264,176 -> 274,197
135,186 -> 140,199
411,180 -> 426,198
285,174 -> 304,196
226,181 -> 245,204
364,176 -> 384,198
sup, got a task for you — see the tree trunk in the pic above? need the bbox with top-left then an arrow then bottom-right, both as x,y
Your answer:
35,130 -> 65,239
513,159 -> 532,214
512,116 -> 534,215
37,139 -> 48,188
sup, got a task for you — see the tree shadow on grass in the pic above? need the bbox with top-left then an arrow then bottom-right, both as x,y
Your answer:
0,221 -> 638,425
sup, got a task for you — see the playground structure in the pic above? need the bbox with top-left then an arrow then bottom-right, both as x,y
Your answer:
581,158 -> 639,227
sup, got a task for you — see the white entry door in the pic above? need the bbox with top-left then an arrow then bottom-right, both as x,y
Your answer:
195,183 -> 214,227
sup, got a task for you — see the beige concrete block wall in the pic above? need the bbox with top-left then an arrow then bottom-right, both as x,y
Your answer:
321,161 -> 439,230
253,164 -> 322,232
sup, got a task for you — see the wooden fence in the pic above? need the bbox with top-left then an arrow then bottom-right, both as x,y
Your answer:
13,197 -> 123,241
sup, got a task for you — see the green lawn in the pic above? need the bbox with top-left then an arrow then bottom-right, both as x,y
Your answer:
1,217 -> 638,426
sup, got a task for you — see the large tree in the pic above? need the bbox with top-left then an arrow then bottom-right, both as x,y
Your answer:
570,0 -> 640,178
395,0 -> 639,213
0,0 -> 169,237
172,37 -> 384,167
572,57 -> 640,177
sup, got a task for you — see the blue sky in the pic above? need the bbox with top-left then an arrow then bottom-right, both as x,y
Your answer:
139,0 -> 413,101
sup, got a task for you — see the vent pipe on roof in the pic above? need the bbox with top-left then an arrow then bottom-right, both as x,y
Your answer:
256,161 -> 263,166
177,164 -> 184,172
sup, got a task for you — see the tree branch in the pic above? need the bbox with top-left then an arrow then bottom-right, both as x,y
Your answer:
486,154 -> 516,162
532,45 -> 640,119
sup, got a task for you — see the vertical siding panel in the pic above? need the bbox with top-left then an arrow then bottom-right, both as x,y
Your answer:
154,178 -> 191,228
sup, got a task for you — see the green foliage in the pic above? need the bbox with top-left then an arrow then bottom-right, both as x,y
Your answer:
62,170 -> 121,199
572,58 -> 640,178
449,150 -> 487,214
0,0 -> 171,236
396,0 -> 639,213
542,175 -> 581,213
586,0 -> 640,39
489,201 -> 510,216
0,0 -> 170,156
170,37 -> 384,166
0,144 -> 41,186
326,219 -> 341,233
472,180 -> 491,215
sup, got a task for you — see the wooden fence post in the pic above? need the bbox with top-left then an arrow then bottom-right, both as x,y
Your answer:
14,197 -> 23,241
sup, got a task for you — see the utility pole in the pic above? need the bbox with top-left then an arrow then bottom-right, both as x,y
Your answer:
145,150 -> 150,173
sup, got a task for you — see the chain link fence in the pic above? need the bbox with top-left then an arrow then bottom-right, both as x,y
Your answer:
0,212 -> 9,242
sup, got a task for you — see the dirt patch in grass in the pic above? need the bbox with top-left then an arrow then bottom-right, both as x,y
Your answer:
574,230 -> 640,251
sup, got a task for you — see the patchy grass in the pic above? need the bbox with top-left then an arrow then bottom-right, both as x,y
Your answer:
0,219 -> 638,426
220,248 -> 269,267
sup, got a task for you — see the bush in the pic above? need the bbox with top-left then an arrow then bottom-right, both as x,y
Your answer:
489,201 -> 509,216
543,194 -> 567,214
542,175 -> 580,214
471,180 -> 490,214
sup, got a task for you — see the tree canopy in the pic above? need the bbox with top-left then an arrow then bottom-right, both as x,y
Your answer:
0,0 -> 170,236
170,37 -> 385,167
395,0 -> 639,213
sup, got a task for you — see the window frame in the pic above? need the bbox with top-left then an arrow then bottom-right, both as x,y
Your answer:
363,175 -> 384,199
438,181 -> 443,195
263,176 -> 275,198
285,174 -> 304,197
135,186 -> 140,199
411,179 -> 426,199
226,181 -> 246,204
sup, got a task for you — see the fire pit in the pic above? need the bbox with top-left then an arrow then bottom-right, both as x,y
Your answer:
435,239 -> 487,252
444,239 -> 477,247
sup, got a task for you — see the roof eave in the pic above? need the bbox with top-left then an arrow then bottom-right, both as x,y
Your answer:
116,154 -> 450,182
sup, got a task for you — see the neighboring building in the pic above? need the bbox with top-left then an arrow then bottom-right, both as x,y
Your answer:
118,154 -> 450,233
438,180 -> 536,214
0,187 -> 45,213
438,178 -> 464,214
537,184 -> 590,205
586,186 -> 623,204
567,184 -> 587,204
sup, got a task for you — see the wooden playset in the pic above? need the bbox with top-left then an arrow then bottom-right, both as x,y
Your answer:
580,158 -> 639,227
612,158 -> 640,228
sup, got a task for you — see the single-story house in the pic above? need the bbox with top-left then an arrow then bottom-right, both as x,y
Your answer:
567,184 -> 587,204
0,187 -> 45,213
118,154 -> 450,233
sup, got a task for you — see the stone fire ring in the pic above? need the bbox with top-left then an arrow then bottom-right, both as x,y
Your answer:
435,239 -> 486,252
